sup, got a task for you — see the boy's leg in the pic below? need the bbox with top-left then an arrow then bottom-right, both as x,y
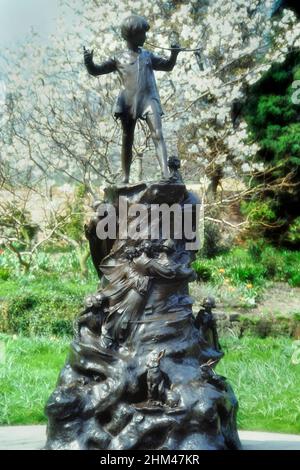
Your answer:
120,116 -> 136,184
146,102 -> 169,179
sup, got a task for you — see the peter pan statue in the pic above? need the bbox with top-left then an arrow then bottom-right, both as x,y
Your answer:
84,14 -> 181,183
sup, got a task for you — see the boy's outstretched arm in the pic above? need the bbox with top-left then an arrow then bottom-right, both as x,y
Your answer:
83,47 -> 116,76
151,43 -> 181,72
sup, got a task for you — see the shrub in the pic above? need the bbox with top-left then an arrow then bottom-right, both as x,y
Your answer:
192,260 -> 212,282
261,247 -> 285,279
0,267 -> 11,281
227,263 -> 266,285
5,295 -> 37,334
293,312 -> 300,322
34,253 -> 51,272
0,288 -> 83,337
199,221 -> 229,259
51,319 -> 74,336
285,217 -> 300,244
247,239 -> 266,262
289,272 -> 300,287
241,199 -> 277,229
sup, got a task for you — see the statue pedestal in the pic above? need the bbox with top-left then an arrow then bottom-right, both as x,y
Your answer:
45,180 -> 241,450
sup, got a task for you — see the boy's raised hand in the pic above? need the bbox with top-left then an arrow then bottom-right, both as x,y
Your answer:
170,42 -> 181,54
83,46 -> 94,63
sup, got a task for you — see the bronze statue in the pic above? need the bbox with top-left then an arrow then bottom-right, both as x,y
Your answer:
44,16 -> 241,451
45,179 -> 241,450
76,293 -> 107,338
146,350 -> 168,404
195,296 -> 222,354
98,239 -> 194,347
84,15 -> 181,183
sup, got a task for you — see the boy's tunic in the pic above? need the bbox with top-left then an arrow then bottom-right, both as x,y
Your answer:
84,48 -> 177,121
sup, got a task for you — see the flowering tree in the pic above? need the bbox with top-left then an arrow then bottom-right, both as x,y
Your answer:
1,0 -> 300,230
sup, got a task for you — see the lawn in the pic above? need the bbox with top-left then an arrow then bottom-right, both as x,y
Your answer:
0,334 -> 69,424
218,336 -> 300,434
0,333 -> 299,433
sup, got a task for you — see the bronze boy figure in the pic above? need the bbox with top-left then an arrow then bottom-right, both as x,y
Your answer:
84,15 -> 181,183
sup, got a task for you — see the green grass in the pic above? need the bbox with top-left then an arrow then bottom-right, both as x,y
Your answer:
0,333 -> 299,433
0,334 -> 69,424
217,336 -> 300,434
0,276 -> 97,299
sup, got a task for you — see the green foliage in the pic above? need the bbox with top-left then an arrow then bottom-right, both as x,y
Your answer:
289,272 -> 300,288
235,313 -> 298,338
286,216 -> 300,244
193,244 -> 300,309
227,263 -> 265,285
194,246 -> 263,287
0,246 -> 97,337
241,200 -> 277,224
4,295 -> 37,334
246,239 -> 266,262
0,267 -> 11,281
2,293 -> 77,337
243,50 -> 300,247
192,260 -> 212,281
293,312 -> 300,322
0,276 -> 97,337
218,336 -> 300,434
199,221 -> 229,259
262,253 -> 283,279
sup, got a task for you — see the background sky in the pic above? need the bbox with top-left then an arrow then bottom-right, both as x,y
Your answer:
0,0 -> 60,46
